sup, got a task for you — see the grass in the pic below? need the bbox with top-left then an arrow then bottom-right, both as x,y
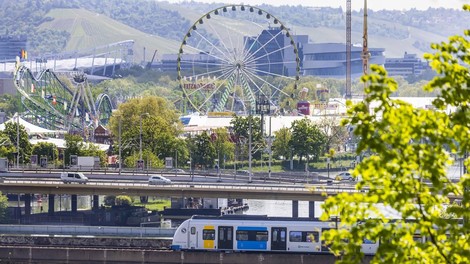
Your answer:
134,197 -> 171,212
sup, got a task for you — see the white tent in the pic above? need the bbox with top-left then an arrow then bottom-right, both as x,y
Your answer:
29,138 -> 110,151
0,116 -> 66,135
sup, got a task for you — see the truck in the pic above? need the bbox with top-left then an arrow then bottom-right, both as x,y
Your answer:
71,156 -> 100,169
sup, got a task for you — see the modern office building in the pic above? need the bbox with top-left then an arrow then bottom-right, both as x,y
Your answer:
244,27 -> 308,77
384,52 -> 431,77
302,43 -> 385,78
0,36 -> 27,61
161,30 -> 386,80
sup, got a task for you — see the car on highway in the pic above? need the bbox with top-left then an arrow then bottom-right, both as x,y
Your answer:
60,172 -> 88,184
236,170 -> 253,176
148,175 -> 172,185
335,172 -> 354,181
169,168 -> 185,173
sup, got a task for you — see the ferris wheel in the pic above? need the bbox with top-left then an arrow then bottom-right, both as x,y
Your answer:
177,4 -> 300,115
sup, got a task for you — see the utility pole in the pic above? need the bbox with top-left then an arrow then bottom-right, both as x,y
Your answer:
16,113 -> 20,168
118,116 -> 122,175
362,0 -> 370,81
346,0 -> 352,99
139,113 -> 149,170
248,116 -> 252,183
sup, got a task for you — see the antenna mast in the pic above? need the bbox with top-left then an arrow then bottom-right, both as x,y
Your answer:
346,0 -> 352,99
362,0 -> 369,80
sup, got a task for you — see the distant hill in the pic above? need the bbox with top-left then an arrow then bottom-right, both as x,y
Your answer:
2,0 -> 468,61
39,8 -> 180,63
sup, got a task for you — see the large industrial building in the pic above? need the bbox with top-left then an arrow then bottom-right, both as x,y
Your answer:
384,52 -> 431,77
302,43 -> 385,78
161,28 -> 386,80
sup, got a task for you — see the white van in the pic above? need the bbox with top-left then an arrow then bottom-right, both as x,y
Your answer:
60,172 -> 88,184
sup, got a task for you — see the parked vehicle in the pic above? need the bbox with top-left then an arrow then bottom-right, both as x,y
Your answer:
336,172 -> 354,181
60,172 -> 88,184
171,215 -> 379,254
148,175 -> 172,185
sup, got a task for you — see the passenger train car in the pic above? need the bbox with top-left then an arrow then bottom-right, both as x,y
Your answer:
171,215 -> 379,254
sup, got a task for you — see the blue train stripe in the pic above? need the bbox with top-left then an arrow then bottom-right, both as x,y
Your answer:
237,241 -> 267,250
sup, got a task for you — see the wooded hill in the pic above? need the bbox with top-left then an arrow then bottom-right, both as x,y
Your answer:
0,0 -> 468,60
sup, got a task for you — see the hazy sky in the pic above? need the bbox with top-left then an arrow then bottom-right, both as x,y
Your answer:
162,0 -> 470,11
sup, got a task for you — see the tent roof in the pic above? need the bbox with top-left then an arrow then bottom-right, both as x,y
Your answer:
30,138 -> 110,151
0,116 -> 66,135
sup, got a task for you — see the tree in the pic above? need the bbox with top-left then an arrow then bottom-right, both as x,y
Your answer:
1,121 -> 31,165
108,96 -> 182,168
211,128 -> 235,168
64,134 -> 85,166
0,192 -> 8,223
64,134 -> 106,166
191,131 -> 216,169
31,142 -> 58,166
290,118 -> 326,163
318,115 -> 348,153
230,115 -> 263,160
321,7 -> 470,263
272,127 -> 292,160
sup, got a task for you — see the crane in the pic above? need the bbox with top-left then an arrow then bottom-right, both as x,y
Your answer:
146,49 -> 158,69
345,0 -> 352,99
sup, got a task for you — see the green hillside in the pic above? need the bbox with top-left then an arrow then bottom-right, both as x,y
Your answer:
36,4 -> 458,61
39,8 -> 180,61
154,2 -> 448,58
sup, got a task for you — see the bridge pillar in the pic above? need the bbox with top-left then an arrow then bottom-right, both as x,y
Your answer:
309,201 -> 315,219
48,194 -> 55,216
292,200 -> 299,218
24,194 -> 31,215
71,195 -> 78,213
92,195 -> 99,210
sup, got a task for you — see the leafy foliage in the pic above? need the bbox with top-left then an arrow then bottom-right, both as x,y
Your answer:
63,134 -> 106,165
0,192 -> 9,223
190,131 -> 216,169
290,118 -> 327,163
31,142 -> 58,165
211,127 -> 235,168
1,121 -> 31,164
108,96 -> 181,168
320,6 -> 470,263
272,127 -> 292,160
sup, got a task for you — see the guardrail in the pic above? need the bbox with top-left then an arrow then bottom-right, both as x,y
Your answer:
0,224 -> 176,238
1,178 -> 361,194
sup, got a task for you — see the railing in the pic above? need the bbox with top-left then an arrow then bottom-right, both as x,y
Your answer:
1,178 -> 362,194
0,224 -> 176,238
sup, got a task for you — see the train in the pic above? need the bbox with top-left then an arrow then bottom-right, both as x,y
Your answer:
171,215 -> 379,254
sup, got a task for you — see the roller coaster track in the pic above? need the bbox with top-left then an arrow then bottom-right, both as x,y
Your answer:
13,65 -> 113,133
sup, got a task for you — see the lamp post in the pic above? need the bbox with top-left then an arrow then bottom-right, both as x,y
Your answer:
16,113 -> 19,168
255,94 -> 271,179
139,113 -> 149,169
118,115 -> 122,175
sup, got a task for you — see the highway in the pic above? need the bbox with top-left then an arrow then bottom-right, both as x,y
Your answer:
0,169 -> 461,201
0,170 -> 359,201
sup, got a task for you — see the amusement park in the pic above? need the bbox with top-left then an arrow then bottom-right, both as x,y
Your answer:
0,4 -> 364,171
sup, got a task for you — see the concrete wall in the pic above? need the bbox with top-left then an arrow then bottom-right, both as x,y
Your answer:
0,246 -> 373,264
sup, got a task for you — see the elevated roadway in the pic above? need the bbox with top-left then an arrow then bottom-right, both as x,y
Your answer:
0,178 -> 348,202
0,170 -> 462,202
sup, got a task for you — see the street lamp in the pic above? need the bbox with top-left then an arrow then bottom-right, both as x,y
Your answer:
139,113 -> 149,169
255,94 -> 271,178
118,115 -> 122,175
16,113 -> 20,168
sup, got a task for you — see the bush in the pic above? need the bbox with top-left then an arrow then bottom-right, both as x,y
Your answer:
115,195 -> 133,206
